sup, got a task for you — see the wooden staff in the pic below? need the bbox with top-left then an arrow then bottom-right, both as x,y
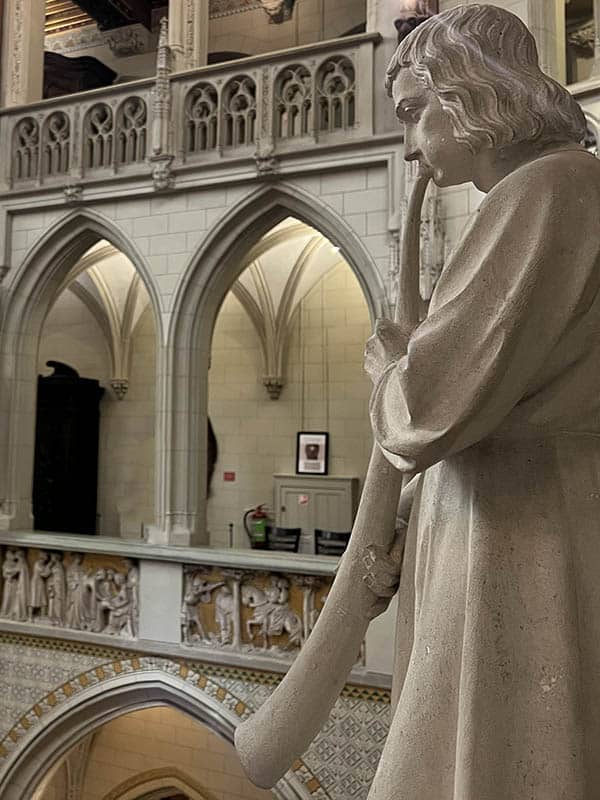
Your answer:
235,172 -> 431,788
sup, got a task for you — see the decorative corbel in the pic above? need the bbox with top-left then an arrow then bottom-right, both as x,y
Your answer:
262,375 -> 285,400
254,140 -> 279,177
110,378 -> 129,400
63,183 -> 83,203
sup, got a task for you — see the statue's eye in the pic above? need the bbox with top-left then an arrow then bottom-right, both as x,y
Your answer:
398,105 -> 420,123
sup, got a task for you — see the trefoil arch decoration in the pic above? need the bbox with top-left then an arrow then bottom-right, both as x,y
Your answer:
116,97 -> 148,165
222,75 -> 257,148
274,64 -> 312,139
12,117 -> 39,183
185,82 -> 219,154
84,103 -> 115,170
316,56 -> 355,133
42,112 -> 71,177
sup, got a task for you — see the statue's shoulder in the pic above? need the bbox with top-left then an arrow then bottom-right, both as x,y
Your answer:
488,148 -> 600,211
516,148 -> 598,186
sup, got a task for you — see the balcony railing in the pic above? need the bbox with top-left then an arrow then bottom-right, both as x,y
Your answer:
0,531 -> 366,677
0,30 -> 380,193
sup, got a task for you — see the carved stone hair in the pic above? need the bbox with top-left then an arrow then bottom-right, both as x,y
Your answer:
385,4 -> 586,151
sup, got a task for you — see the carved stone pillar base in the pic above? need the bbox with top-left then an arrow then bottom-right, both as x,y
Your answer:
146,522 -> 205,547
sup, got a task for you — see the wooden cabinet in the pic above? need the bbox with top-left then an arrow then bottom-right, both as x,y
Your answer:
273,474 -> 359,554
33,362 -> 104,535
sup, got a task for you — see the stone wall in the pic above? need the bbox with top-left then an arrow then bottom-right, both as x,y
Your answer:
207,262 -> 372,548
0,633 -> 391,800
37,707 -> 271,800
39,297 -> 156,538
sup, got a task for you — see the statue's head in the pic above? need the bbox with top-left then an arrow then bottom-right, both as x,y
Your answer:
386,4 -> 586,187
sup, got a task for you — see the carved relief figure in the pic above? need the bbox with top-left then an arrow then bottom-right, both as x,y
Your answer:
89,568 -> 114,632
11,549 -> 30,622
65,553 -> 87,629
125,559 -> 139,638
181,570 -> 224,644
104,572 -> 132,636
28,551 -> 51,621
0,549 -> 18,617
214,585 -> 235,645
243,577 -> 303,649
235,7 -> 600,798
47,552 -> 66,626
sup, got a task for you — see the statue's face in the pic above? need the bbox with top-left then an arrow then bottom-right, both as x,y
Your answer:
392,69 -> 476,187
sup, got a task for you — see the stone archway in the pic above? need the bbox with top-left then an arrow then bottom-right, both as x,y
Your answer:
0,208 -> 163,532
102,766 -> 210,800
159,181 -> 384,544
0,660 -> 317,800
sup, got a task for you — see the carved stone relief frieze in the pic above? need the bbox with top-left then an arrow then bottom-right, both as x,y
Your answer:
181,565 -> 332,661
0,547 -> 139,639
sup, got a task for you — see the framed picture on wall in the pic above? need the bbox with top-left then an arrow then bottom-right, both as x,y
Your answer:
296,432 -> 329,475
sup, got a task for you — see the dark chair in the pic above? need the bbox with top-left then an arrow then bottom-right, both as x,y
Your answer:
315,529 -> 351,557
267,527 -> 301,553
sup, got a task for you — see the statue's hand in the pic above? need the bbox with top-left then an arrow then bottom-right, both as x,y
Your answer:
361,531 -> 406,619
364,318 -> 410,385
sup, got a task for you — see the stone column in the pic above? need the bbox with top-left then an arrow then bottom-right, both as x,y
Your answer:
0,0 -> 46,106
168,0 -> 210,72
367,1 -> 437,135
592,0 -> 600,77
526,0 -> 564,82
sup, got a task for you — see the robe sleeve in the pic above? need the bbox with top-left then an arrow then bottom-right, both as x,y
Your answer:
370,151 -> 600,473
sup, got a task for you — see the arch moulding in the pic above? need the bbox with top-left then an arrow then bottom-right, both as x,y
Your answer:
0,208 -> 163,532
0,660 -> 317,800
154,181 -> 385,545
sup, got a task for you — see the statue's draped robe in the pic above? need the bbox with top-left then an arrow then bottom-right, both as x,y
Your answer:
368,148 -> 600,800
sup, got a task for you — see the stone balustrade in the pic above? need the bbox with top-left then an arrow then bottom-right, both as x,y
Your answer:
0,32 -> 380,194
0,531 -> 390,684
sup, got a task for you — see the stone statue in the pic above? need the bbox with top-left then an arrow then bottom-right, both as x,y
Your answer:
28,551 -> 50,621
47,552 -> 66,626
181,570 -> 224,644
104,572 -> 132,636
242,577 -> 303,649
11,549 -> 30,622
236,6 -> 600,799
0,549 -> 17,617
65,553 -> 87,630
125,559 -> 139,638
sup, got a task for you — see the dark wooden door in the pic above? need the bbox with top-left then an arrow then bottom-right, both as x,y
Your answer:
33,361 -> 104,534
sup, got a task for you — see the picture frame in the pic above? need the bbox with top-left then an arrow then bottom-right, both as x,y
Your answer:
296,431 -> 329,475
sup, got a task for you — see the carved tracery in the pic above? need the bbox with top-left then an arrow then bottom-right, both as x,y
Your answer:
42,112 -> 70,177
116,97 -> 147,164
185,82 -> 219,153
222,76 -> 257,148
275,64 -> 312,138
12,117 -> 39,181
317,56 -> 355,132
84,103 -> 114,169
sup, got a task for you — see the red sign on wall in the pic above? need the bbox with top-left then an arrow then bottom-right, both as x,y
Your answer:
223,471 -> 236,482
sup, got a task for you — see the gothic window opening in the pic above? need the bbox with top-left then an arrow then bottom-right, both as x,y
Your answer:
84,103 -> 114,169
275,65 -> 312,138
222,76 -> 257,148
42,111 -> 70,176
12,117 -> 40,182
185,82 -> 219,154
317,56 -> 355,133
116,97 -> 147,165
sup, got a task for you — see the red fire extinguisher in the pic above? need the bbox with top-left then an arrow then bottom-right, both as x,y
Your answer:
243,505 -> 270,549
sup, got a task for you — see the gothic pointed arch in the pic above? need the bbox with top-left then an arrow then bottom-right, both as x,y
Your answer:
159,181 -> 383,541
102,766 -> 210,800
0,208 -> 162,530
0,664 -> 316,800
